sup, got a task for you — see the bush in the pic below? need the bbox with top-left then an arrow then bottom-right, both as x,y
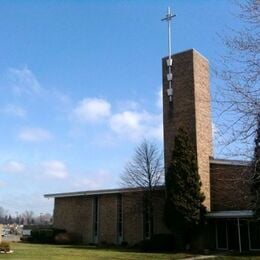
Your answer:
135,234 -> 175,252
30,228 -> 66,243
65,232 -> 82,244
120,241 -> 128,247
0,242 -> 10,252
54,232 -> 71,244
31,228 -> 54,243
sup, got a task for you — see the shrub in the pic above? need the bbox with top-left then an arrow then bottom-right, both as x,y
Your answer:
65,232 -> 82,244
30,228 -> 66,243
0,242 -> 10,252
135,234 -> 175,252
120,241 -> 128,247
31,228 -> 54,243
54,232 -> 71,244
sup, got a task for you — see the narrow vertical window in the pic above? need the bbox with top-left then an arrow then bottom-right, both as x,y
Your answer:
93,196 -> 99,243
144,204 -> 151,239
117,194 -> 123,243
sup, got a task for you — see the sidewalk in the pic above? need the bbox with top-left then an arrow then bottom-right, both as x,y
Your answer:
181,256 -> 217,260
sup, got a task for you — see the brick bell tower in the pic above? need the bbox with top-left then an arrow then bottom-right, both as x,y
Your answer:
162,9 -> 213,210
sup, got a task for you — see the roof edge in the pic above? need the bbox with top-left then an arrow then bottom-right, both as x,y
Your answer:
44,185 -> 164,199
206,210 -> 253,218
210,158 -> 250,166
162,48 -> 208,61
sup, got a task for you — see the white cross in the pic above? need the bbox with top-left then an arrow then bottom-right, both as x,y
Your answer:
161,7 -> 176,102
161,7 -> 176,61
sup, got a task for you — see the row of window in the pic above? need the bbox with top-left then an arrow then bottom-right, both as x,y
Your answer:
216,219 -> 260,251
92,195 -> 151,243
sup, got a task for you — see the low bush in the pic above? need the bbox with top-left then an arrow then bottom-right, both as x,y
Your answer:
54,232 -> 71,244
31,228 -> 54,243
0,241 -> 10,252
135,234 -> 175,252
120,241 -> 128,247
30,228 -> 66,243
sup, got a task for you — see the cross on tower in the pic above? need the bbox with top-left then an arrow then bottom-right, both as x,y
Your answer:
161,7 -> 176,102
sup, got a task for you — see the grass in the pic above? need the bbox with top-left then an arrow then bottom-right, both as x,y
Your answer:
215,255 -> 260,260
6,242 -> 260,259
3,242 -> 194,260
215,257 -> 260,260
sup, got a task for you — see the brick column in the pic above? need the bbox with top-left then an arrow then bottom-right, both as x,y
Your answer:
162,49 -> 213,210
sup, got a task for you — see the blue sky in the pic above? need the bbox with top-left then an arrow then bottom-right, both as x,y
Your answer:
0,0 -> 242,215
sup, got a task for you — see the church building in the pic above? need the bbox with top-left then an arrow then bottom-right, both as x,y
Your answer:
45,48 -> 258,252
44,9 -> 259,252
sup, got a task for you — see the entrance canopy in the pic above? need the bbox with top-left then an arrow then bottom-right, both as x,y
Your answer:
206,210 -> 260,252
206,210 -> 253,219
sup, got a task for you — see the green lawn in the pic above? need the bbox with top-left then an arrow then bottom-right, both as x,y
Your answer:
215,256 -> 260,260
3,242 -> 193,260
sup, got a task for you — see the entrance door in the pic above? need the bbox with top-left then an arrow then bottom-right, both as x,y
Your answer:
227,220 -> 239,251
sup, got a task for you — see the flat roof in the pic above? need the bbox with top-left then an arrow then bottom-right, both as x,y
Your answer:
44,185 -> 164,199
206,210 -> 253,218
210,158 -> 249,166
162,48 -> 208,62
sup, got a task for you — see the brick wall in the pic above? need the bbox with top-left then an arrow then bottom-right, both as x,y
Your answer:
122,192 -> 144,244
153,191 -> 170,235
53,196 -> 93,243
99,194 -> 118,244
210,162 -> 252,211
163,49 -> 213,210
53,190 -> 168,245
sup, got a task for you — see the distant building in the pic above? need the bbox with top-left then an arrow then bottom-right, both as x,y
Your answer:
45,49 -> 257,251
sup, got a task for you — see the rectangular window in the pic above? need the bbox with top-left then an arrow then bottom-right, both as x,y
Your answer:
144,205 -> 151,239
216,220 -> 228,249
117,194 -> 123,243
93,196 -> 99,243
249,221 -> 260,250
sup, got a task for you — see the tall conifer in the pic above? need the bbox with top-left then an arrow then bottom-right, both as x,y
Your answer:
164,128 -> 205,248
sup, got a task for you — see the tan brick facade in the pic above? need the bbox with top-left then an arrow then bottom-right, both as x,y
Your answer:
53,196 -> 93,242
53,190 -> 168,245
163,49 -> 213,210
99,195 -> 118,244
210,162 -> 251,211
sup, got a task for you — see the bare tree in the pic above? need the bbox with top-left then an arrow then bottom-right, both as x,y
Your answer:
121,140 -> 163,189
215,0 -> 260,156
121,140 -> 164,237
22,210 -> 34,225
0,207 -> 6,223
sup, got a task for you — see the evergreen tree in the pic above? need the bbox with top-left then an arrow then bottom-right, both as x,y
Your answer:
251,113 -> 260,218
164,128 -> 205,248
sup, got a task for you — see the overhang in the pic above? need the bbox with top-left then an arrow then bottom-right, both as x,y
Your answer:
44,185 -> 164,199
206,210 -> 254,218
210,158 -> 249,166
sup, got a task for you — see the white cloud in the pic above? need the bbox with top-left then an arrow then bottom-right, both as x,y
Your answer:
73,170 -> 113,189
2,160 -> 26,173
73,98 -> 111,123
2,104 -> 26,117
109,110 -> 162,141
71,94 -> 163,142
18,127 -> 52,142
116,100 -> 140,111
41,160 -> 68,179
8,66 -> 42,95
156,88 -> 163,109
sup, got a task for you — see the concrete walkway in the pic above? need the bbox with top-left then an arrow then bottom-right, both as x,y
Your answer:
181,255 -> 217,260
